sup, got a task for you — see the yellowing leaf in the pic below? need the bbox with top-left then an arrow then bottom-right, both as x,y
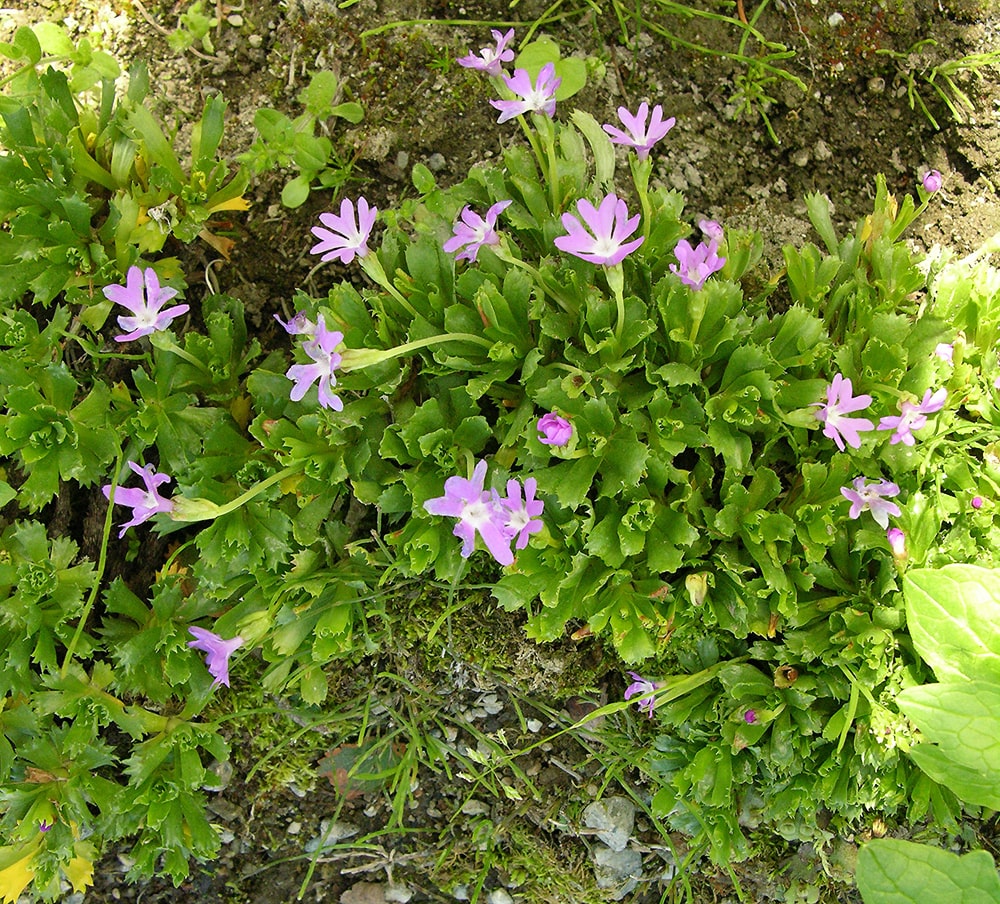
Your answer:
0,850 -> 36,904
65,850 -> 95,894
208,195 -> 251,213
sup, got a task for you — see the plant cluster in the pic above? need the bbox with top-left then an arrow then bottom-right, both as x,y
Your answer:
1,15 -> 1000,903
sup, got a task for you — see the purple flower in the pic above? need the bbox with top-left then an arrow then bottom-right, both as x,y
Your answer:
187,626 -> 244,688
887,527 -> 906,558
457,28 -> 515,77
669,238 -> 725,290
275,311 -> 316,336
813,374 -> 875,451
624,672 -> 662,718
698,219 -> 724,242
310,197 -> 377,264
972,495 -> 984,510
443,200 -> 512,262
286,315 -> 344,410
554,193 -> 644,266
922,169 -> 943,193
424,460 -> 514,566
39,820 -> 54,832
490,63 -> 560,123
934,342 -> 954,363
103,266 -> 189,342
841,476 -> 902,529
602,102 -> 675,159
537,412 -> 572,447
877,388 -> 946,446
102,461 -> 175,538
744,709 -> 758,724
500,478 -> 544,550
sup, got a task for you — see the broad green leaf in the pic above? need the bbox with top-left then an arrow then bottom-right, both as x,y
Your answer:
904,565 -> 1000,683
281,175 -> 311,209
857,839 -> 1000,904
569,109 -> 615,188
906,743 -> 1000,811
897,680 -> 1000,776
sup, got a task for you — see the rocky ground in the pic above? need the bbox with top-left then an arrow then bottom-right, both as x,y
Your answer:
3,0 -> 1000,901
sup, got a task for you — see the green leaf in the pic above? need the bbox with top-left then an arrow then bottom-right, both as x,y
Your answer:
298,69 -> 340,118
330,101 -> 363,123
856,839 -> 1000,904
281,174 -> 311,209
904,565 -> 1000,683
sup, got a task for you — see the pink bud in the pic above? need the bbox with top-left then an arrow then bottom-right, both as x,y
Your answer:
922,170 -> 943,193
972,496 -> 984,510
887,528 -> 906,558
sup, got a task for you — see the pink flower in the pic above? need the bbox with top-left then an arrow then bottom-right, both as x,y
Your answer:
669,238 -> 725,290
972,496 -> 984,510
275,311 -> 316,336
188,626 -> 244,688
813,374 -> 875,451
554,193 -> 644,266
744,709 -> 758,724
841,477 -> 902,529
457,28 -> 515,77
490,64 -> 560,123
602,102 -> 675,159
933,342 -> 954,363
887,527 -> 906,558
310,197 -> 377,264
286,315 -> 344,411
443,200 -> 511,262
922,170 -> 943,193
698,219 -> 724,242
500,478 -> 544,550
537,412 -> 572,447
624,672 -> 662,718
877,388 -> 946,446
103,266 -> 189,342
102,461 -> 175,538
424,460 -> 514,566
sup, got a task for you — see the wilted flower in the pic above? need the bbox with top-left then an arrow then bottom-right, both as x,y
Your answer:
537,412 -> 572,447
813,373 -> 875,451
922,169 -> 943,193
669,237 -> 725,290
457,28 -> 515,77
187,626 -> 244,688
841,476 -> 902,529
286,315 -> 344,411
102,461 -> 174,538
310,197 -> 377,264
877,388 -> 947,446
490,63 -> 560,123
443,200 -> 512,262
602,102 -> 675,159
554,193 -> 644,266
624,672 -> 662,718
103,266 -> 189,342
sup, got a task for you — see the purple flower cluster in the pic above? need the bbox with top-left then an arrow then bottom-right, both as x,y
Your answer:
423,460 -> 544,566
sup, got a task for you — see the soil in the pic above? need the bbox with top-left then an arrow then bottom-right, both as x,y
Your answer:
3,0 -> 1000,902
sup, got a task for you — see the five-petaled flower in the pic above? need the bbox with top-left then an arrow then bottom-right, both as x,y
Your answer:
537,412 -> 573,447
922,169 -> 943,193
841,476 -> 902,529
500,478 -> 545,550
310,197 -> 377,264
554,193 -> 644,266
813,373 -> 875,451
877,388 -> 946,446
490,63 -> 561,123
286,315 -> 345,411
102,461 -> 175,538
624,672 -> 662,718
669,237 -> 725,290
457,28 -> 515,77
443,200 -> 512,262
424,460 -> 515,565
188,626 -> 244,688
103,266 -> 189,342
602,102 -> 675,159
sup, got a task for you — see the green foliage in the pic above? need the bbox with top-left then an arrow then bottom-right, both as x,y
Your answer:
239,70 -> 363,208
857,839 -> 1000,904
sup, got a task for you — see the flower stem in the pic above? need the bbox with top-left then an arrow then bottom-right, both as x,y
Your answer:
630,156 -> 654,242
360,253 -> 422,322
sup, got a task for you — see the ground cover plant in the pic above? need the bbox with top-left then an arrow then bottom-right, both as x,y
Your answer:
1,6 -> 1000,903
